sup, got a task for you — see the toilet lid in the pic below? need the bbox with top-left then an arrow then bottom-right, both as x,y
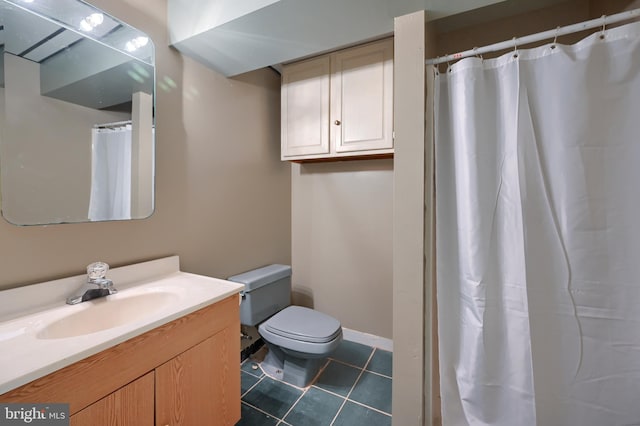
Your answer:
264,306 -> 342,344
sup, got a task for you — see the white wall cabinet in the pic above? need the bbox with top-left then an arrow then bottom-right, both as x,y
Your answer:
281,38 -> 393,162
281,56 -> 331,158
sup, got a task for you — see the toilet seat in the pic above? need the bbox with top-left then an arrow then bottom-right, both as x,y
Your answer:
263,306 -> 342,343
259,306 -> 343,357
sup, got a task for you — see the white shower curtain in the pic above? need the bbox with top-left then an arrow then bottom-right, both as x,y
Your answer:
88,125 -> 132,221
435,22 -> 640,426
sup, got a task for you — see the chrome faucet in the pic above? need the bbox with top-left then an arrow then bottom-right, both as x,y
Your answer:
66,262 -> 118,305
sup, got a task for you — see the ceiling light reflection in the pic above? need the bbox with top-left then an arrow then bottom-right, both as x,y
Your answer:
125,36 -> 149,52
79,13 -> 104,31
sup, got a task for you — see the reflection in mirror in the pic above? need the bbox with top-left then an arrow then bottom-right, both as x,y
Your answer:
0,0 -> 155,225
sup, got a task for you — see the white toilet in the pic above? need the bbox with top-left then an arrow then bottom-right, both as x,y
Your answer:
229,264 -> 343,387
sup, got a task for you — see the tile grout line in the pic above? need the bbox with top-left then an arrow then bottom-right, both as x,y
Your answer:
362,347 -> 394,379
329,349 -> 378,426
278,385 -> 309,425
241,400 -> 283,423
345,397 -> 392,417
345,349 -> 377,398
241,361 -> 265,379
311,384 -> 391,417
364,369 -> 393,380
310,384 -> 351,400
242,370 -> 264,380
327,356 -> 371,371
328,360 -> 392,380
309,358 -> 331,385
327,354 -> 392,379
243,374 -> 309,424
346,347 -> 393,417
364,347 -> 377,369
246,365 -> 311,392
328,392 -> 350,425
240,375 -> 265,399
241,369 -> 264,380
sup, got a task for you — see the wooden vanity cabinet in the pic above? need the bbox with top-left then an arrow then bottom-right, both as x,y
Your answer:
156,328 -> 239,426
70,372 -> 155,426
0,295 -> 241,426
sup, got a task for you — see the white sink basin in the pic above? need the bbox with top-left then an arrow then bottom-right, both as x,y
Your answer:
0,256 -> 245,395
36,291 -> 176,339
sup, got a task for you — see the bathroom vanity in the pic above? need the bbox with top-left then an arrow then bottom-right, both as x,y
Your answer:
0,257 -> 243,426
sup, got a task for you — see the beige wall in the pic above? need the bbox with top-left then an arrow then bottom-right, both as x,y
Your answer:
291,159 -> 393,339
0,0 -> 290,290
590,0 -> 640,16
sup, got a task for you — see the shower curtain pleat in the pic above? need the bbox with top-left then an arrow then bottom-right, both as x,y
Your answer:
88,125 -> 132,221
435,21 -> 640,426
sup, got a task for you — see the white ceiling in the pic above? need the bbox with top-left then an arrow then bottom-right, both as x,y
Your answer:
168,0 -> 570,77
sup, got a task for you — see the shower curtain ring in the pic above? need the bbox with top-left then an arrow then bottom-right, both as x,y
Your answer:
600,15 -> 607,39
513,37 -> 519,58
552,26 -> 560,47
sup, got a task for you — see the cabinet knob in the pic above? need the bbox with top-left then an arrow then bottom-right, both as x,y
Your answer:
334,120 -> 341,126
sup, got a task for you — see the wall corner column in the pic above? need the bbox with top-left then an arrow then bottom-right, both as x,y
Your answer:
393,9 -> 431,426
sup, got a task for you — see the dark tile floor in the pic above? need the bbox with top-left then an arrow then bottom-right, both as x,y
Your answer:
237,340 -> 392,426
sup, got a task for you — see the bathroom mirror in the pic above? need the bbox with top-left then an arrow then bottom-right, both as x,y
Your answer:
0,0 -> 155,225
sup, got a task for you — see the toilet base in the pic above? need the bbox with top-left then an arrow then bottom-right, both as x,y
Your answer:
262,344 -> 326,388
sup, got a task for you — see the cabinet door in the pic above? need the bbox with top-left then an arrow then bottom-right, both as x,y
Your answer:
70,372 -> 154,426
281,56 -> 331,159
331,39 -> 394,153
156,328 -> 240,426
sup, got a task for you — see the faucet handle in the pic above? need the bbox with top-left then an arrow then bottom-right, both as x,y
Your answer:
87,262 -> 109,280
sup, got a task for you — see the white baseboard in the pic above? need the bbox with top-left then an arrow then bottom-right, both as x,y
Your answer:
342,327 -> 393,352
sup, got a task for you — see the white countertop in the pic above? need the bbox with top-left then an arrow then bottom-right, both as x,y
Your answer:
0,256 -> 244,394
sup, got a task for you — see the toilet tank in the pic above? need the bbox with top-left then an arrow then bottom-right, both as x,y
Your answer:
228,264 -> 292,326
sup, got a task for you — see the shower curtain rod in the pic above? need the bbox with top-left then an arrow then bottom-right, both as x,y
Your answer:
425,7 -> 640,66
93,120 -> 132,129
